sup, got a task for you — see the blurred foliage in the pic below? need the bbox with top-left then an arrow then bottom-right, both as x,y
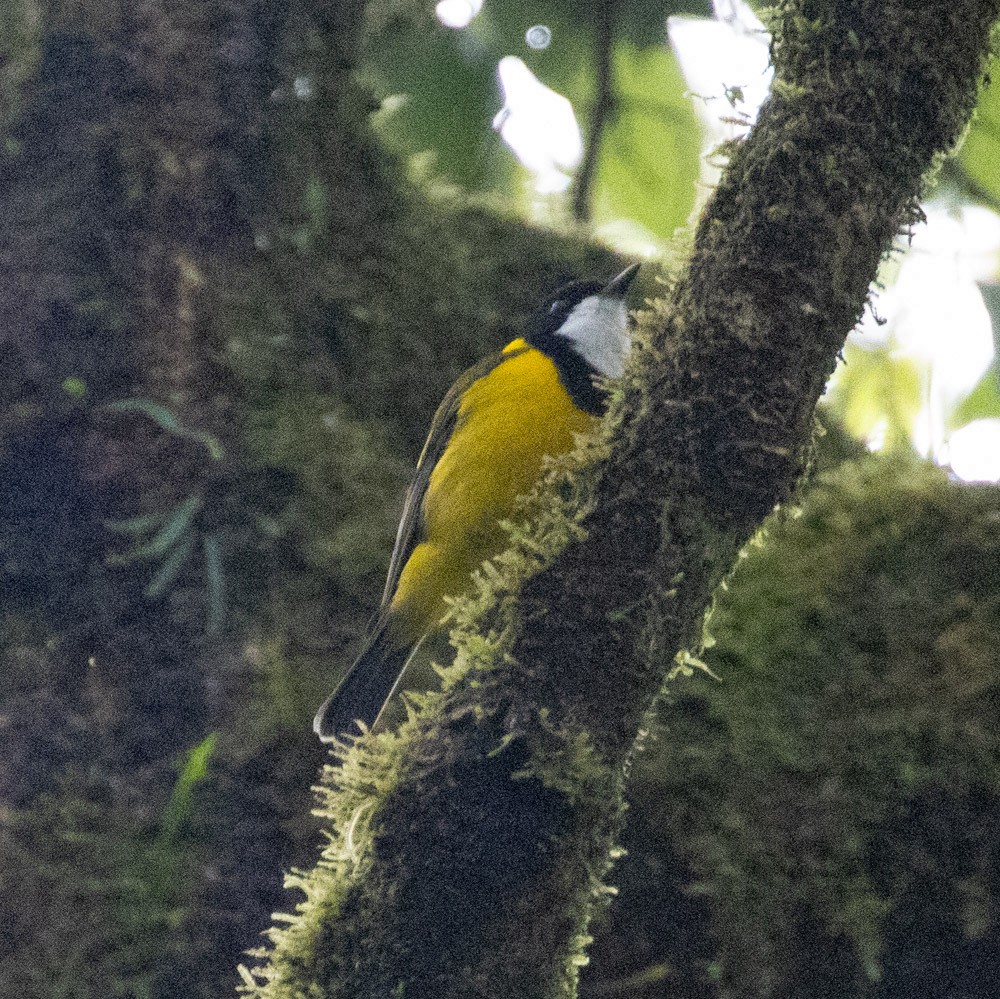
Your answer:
958,53 -> 1000,208
824,325 -> 1000,459
356,0 -> 1000,460
584,455 -> 1000,998
103,400 -> 226,462
949,363 -> 1000,429
825,343 -> 925,448
0,0 -> 42,134
158,732 -> 218,848
358,0 -> 1000,456
1,777 -> 201,999
980,281 -> 1000,357
364,11 -> 517,192
953,282 -> 1000,431
101,401 -> 229,632
362,0 -> 706,239
587,41 -> 701,242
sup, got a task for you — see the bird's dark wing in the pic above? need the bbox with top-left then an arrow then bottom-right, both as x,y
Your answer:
377,344 -> 529,613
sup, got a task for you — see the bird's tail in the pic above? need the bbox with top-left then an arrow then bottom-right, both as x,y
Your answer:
313,622 -> 413,743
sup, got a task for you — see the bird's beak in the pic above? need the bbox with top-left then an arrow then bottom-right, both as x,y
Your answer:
600,263 -> 641,298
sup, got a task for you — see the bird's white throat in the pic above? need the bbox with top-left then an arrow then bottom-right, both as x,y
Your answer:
558,295 -> 630,378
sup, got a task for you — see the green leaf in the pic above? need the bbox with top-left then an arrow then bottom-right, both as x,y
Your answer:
959,54 -> 1000,206
104,398 -> 183,434
144,532 -> 197,598
827,345 -> 925,448
361,0 -> 708,235
104,510 -> 171,537
107,496 -> 202,566
949,365 -> 1000,430
487,1 -> 712,70
292,176 -> 331,252
619,0 -> 713,44
202,533 -> 226,637
187,429 -> 226,462
364,12 -> 515,190
979,282 -> 1000,360
104,398 -> 225,460
158,732 -> 218,846
62,376 -> 86,399
588,44 -> 702,240
303,176 -> 329,227
483,3 -> 592,99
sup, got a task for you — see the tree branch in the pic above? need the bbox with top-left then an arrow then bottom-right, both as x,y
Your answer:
243,2 -> 1000,997
571,0 -> 617,222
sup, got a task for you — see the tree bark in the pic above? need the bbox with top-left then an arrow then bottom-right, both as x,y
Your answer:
241,2 -> 1000,998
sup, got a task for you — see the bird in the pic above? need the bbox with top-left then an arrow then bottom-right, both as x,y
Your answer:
314,263 -> 640,742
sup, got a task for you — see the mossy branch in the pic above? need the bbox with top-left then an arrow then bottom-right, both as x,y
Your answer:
242,2 -> 1000,997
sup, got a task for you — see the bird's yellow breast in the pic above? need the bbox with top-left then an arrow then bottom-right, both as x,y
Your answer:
389,338 -> 594,640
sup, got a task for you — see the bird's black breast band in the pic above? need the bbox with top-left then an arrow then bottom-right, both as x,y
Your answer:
528,330 -> 607,416
526,278 -> 613,416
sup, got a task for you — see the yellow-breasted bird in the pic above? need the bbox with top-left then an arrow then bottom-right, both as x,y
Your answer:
314,263 -> 639,742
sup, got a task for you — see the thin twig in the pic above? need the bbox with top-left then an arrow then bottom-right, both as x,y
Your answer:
572,0 -> 617,221
583,962 -> 672,996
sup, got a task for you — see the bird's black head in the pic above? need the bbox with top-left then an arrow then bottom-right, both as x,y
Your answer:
527,264 -> 639,414
536,280 -> 606,340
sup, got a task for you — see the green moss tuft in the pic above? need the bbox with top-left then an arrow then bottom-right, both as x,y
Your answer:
624,455 -> 1000,995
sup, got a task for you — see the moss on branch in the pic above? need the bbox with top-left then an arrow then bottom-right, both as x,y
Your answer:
243,2 -> 1000,998
599,455 -> 1000,997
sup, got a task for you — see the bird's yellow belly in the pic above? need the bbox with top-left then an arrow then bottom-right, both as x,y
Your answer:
389,342 -> 594,641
